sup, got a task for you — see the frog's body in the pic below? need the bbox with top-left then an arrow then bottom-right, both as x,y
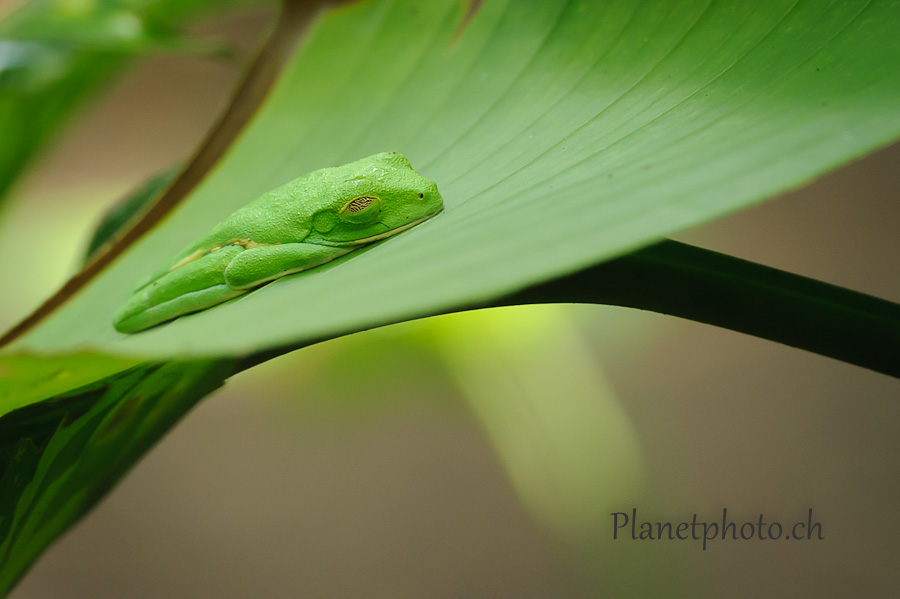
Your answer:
113,152 -> 443,333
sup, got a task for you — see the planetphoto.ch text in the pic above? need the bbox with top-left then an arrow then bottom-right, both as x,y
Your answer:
610,508 -> 824,550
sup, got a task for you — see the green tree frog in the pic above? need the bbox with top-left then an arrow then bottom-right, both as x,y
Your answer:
113,152 -> 443,333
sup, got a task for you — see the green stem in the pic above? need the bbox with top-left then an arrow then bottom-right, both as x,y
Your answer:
498,240 -> 900,378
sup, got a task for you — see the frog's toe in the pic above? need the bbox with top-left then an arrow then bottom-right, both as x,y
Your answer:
114,284 -> 247,333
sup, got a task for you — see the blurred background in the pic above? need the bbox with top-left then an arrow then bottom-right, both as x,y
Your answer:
2,2 -> 899,597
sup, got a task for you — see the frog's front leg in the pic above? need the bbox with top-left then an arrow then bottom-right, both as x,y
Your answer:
223,242 -> 354,289
113,245 -> 246,333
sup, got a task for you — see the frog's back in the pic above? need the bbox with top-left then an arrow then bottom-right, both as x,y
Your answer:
147,154 -> 404,283
171,171 -> 328,260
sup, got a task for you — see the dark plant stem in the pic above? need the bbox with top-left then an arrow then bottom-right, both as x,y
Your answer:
498,240 -> 900,378
237,240 -> 900,380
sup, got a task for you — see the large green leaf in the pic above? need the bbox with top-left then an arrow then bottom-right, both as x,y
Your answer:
11,0 -> 898,359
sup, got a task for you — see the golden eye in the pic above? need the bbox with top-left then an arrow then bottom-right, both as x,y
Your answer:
345,196 -> 376,214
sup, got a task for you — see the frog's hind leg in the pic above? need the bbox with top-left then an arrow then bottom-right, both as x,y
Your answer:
223,243 -> 353,289
114,245 -> 246,333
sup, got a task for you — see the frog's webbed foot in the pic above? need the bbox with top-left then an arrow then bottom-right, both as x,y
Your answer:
114,245 -> 246,333
114,242 -> 354,333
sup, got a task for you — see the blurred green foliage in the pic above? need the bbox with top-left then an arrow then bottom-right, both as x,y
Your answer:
231,305 -> 688,596
0,0 -> 268,207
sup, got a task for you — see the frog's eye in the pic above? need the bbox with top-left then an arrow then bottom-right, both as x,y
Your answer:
341,195 -> 380,224
344,196 -> 376,213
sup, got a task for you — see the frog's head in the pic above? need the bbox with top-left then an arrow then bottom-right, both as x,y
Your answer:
306,152 -> 443,246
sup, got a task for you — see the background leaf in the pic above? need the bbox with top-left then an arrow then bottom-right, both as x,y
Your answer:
82,165 -> 180,262
0,359 -> 231,593
0,0 -> 267,208
0,353 -> 139,416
